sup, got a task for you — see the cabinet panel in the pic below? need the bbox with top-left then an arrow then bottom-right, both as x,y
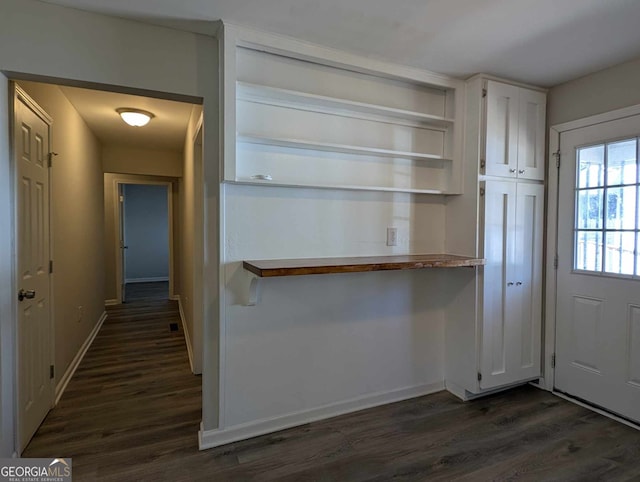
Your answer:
484,81 -> 519,178
517,90 -> 546,180
481,180 -> 517,389
514,183 -> 543,377
480,181 -> 542,390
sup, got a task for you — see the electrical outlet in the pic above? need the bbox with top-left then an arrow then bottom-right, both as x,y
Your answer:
386,227 -> 398,246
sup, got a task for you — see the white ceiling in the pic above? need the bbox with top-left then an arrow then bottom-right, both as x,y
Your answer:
60,85 -> 195,151
41,0 -> 640,87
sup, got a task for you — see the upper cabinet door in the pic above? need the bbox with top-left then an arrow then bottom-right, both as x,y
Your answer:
484,81 -> 520,178
517,89 -> 546,180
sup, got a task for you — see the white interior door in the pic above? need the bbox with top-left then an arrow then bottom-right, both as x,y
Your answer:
556,114 -> 640,423
119,184 -> 127,303
15,89 -> 53,451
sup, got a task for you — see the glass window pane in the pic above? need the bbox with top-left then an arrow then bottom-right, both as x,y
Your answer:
607,139 -> 637,186
606,186 -> 637,230
604,232 -> 635,275
578,145 -> 605,188
575,231 -> 603,272
576,189 -> 603,229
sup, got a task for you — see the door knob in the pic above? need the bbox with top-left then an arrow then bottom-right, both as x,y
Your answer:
121,246 -> 128,249
507,282 -> 514,286
516,281 -> 523,286
518,169 -> 525,174
18,289 -> 36,302
509,168 -> 516,173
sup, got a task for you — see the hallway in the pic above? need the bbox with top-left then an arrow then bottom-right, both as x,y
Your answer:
23,298 -> 201,480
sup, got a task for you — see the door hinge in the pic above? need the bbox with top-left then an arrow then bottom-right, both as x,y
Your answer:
480,159 -> 486,169
477,372 -> 482,382
479,187 -> 485,197
553,254 -> 558,269
553,150 -> 561,168
50,365 -> 54,379
47,152 -> 58,168
551,354 -> 556,369
482,88 -> 487,98
49,260 -> 53,274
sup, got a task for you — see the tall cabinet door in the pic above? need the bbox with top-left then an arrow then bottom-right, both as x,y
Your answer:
512,183 -> 544,381
480,180 -> 517,389
484,81 -> 520,179
517,89 -> 546,180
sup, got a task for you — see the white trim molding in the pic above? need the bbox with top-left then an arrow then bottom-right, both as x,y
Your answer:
199,381 -> 444,450
54,311 -> 107,405
104,299 -> 119,306
177,297 -> 196,374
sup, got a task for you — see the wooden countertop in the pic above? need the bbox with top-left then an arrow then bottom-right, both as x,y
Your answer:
243,254 -> 484,278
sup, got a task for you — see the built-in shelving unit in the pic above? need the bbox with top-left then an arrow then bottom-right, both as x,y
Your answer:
244,254 -> 485,278
224,44 -> 465,195
237,135 -> 451,162
236,81 -> 455,128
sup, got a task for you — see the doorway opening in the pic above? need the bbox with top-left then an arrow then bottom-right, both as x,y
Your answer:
9,77 -> 205,454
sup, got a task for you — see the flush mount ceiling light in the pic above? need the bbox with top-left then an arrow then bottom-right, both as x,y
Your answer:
116,108 -> 155,127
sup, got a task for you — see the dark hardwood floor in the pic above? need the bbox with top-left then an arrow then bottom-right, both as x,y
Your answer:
125,281 -> 169,302
23,297 -> 640,481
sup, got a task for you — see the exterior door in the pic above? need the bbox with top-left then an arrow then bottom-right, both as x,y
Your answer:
556,114 -> 640,423
15,87 -> 53,451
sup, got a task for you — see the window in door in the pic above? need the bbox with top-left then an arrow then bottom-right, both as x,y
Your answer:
574,137 -> 639,276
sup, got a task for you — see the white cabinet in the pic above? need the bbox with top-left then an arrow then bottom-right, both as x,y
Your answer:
479,180 -> 543,390
483,80 -> 546,181
444,75 -> 546,400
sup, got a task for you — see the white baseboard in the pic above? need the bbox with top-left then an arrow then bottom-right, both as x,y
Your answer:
104,299 -> 119,306
125,277 -> 169,284
177,297 -> 195,374
199,381 -> 444,450
55,310 -> 107,405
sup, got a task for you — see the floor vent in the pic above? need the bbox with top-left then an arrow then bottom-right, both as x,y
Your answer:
169,323 -> 179,332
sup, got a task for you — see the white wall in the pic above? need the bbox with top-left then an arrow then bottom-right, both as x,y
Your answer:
123,184 -> 169,282
220,185 -> 447,431
102,146 -> 183,177
17,80 -> 105,395
181,106 -> 204,374
548,55 -> 640,126
0,0 -> 219,455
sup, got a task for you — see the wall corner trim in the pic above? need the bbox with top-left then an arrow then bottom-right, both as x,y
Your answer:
54,311 -> 107,405
178,297 -> 197,374
198,381 -> 444,450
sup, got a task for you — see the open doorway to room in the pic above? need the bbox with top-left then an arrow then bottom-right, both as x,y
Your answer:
119,182 -> 172,303
9,77 -> 205,455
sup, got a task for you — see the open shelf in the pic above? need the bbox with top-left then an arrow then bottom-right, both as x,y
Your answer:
237,135 -> 450,162
237,81 -> 455,128
232,178 -> 451,195
243,254 -> 485,277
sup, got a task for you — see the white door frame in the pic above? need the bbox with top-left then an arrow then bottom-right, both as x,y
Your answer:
113,178 -> 175,304
10,84 -> 55,453
544,103 -> 640,392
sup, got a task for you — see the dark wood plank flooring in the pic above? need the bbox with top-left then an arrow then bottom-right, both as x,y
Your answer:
23,298 -> 640,481
125,281 -> 169,302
